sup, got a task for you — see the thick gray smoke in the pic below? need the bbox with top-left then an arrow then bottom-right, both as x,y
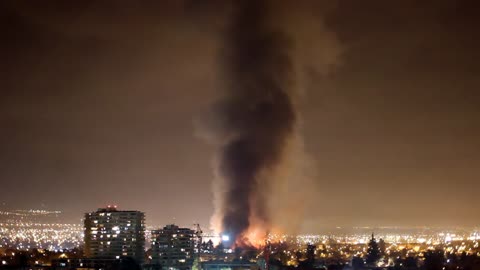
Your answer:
214,0 -> 296,247
197,0 -> 341,246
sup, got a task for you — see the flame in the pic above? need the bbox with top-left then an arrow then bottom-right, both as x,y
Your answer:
235,224 -> 285,249
238,228 -> 267,248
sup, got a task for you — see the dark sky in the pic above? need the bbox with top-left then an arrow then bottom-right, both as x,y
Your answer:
1,0 -> 479,231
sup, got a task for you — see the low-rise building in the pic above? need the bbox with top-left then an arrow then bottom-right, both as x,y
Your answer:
151,224 -> 197,270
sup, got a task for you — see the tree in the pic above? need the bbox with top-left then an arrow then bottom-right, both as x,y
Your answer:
295,250 -> 304,265
201,240 -> 214,253
352,256 -> 364,270
298,244 -> 316,269
404,257 -> 418,268
206,240 -> 214,252
214,242 -> 225,255
378,238 -> 386,255
306,244 -> 316,265
234,246 -> 243,259
365,233 -> 381,265
424,250 -> 445,270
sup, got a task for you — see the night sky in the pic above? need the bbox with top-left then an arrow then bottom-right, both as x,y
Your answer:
1,0 -> 479,231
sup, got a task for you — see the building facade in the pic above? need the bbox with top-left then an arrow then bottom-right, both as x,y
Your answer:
151,224 -> 197,270
84,206 -> 145,264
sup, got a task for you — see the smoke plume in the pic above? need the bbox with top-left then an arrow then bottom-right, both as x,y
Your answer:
201,0 -> 341,247
210,0 -> 294,247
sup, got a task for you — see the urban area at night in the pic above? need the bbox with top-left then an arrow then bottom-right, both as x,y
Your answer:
1,208 -> 479,270
1,0 -> 478,270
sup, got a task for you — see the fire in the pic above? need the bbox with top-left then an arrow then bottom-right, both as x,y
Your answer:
236,225 -> 284,249
237,227 -> 267,248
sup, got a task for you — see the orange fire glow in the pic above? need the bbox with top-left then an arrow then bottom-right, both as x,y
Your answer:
235,224 -> 284,249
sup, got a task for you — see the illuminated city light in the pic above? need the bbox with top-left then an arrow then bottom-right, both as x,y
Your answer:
221,235 -> 230,242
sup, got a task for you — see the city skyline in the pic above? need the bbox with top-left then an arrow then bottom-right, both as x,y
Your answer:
1,205 -> 479,269
1,0 -> 479,234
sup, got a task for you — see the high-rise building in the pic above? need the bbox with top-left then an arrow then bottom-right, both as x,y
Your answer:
151,224 -> 198,270
84,206 -> 145,264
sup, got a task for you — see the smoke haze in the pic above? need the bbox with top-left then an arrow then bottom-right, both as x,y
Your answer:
6,1 -> 475,233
